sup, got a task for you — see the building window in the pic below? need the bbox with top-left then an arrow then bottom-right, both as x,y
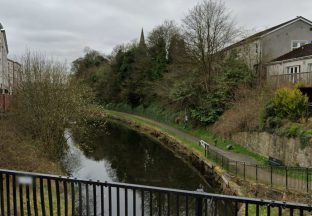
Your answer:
286,65 -> 301,74
291,40 -> 308,50
286,65 -> 301,83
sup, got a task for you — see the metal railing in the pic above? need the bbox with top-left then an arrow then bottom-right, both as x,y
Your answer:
200,140 -> 312,193
0,169 -> 311,215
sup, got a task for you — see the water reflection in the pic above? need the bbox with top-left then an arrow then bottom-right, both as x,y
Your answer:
63,123 -> 229,215
65,123 -> 211,191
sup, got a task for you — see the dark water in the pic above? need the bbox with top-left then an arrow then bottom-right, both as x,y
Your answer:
65,122 -> 212,192
64,122 -> 227,215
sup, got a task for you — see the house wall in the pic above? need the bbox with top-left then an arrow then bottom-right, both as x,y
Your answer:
267,57 -> 312,76
235,39 -> 261,70
0,30 -> 8,93
0,25 -> 20,111
261,20 -> 312,63
8,59 -> 21,93
267,57 -> 312,86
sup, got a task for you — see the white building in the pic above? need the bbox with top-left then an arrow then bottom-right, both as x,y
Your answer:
0,22 -> 9,94
267,44 -> 312,86
224,16 -> 312,81
0,22 -> 20,95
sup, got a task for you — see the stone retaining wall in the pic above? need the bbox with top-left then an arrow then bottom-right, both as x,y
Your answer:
232,132 -> 312,167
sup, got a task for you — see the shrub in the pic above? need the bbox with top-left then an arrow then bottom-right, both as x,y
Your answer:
261,87 -> 308,131
11,52 -> 91,160
299,129 -> 312,148
272,88 -> 308,121
286,123 -> 301,137
212,86 -> 271,137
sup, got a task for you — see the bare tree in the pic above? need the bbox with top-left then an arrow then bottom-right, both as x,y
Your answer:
11,52 -> 91,160
147,20 -> 180,59
182,0 -> 238,92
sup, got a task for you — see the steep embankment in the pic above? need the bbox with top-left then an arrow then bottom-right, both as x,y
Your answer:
0,116 -> 64,175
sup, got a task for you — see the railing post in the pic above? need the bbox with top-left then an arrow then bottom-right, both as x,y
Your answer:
307,168 -> 309,193
243,162 -> 246,180
285,167 -> 288,190
235,161 -> 238,177
270,166 -> 273,187
195,196 -> 203,216
195,189 -> 203,216
0,173 -> 4,216
256,165 -> 258,183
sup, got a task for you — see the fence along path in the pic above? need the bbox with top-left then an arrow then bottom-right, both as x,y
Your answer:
0,169 -> 311,216
200,140 -> 312,193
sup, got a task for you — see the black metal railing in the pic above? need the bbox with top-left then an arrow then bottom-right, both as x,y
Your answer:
200,140 -> 312,193
0,169 -> 311,216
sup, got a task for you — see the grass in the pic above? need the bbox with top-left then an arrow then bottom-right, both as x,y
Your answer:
104,109 -> 210,162
178,126 -> 268,164
105,103 -> 268,164
0,115 -> 68,214
0,116 -> 64,174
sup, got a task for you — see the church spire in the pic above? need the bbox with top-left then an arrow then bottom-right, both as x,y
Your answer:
139,28 -> 146,48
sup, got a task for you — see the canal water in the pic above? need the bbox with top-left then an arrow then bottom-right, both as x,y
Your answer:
64,122 -> 225,215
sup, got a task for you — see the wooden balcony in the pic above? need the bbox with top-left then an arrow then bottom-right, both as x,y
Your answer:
268,71 -> 312,87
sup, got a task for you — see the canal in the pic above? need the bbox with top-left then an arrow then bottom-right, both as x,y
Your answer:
64,122 -> 225,215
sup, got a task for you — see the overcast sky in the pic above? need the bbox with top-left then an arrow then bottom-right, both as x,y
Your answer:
1,0 -> 312,63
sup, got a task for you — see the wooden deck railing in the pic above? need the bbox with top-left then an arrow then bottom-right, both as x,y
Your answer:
268,71 -> 312,87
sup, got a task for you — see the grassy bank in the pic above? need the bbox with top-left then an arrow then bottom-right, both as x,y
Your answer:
0,115 -> 71,215
105,103 -> 267,164
103,109 -> 207,162
0,116 -> 64,174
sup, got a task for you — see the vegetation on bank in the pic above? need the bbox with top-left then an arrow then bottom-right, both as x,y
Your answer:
1,52 -> 91,175
260,87 -> 312,148
213,84 -> 312,149
0,116 -> 63,174
72,0 -> 255,127
10,53 -> 91,161
104,103 -> 267,163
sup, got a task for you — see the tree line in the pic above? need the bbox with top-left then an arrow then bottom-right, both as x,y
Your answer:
72,0 -> 254,126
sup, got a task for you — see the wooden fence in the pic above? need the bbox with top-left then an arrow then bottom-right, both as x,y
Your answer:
268,71 -> 312,87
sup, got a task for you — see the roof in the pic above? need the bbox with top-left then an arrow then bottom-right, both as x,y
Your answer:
7,58 -> 21,66
0,23 -> 8,53
270,43 -> 312,62
224,16 -> 312,51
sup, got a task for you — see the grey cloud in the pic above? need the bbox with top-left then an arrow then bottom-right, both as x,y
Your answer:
1,0 -> 312,63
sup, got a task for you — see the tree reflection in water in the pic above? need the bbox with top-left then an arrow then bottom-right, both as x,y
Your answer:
64,122 -> 230,215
